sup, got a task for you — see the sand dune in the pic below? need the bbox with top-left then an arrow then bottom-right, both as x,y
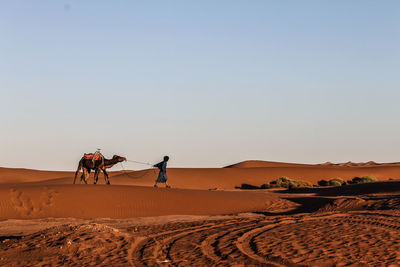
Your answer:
107,165 -> 400,189
2,161 -> 400,265
224,160 -> 315,168
0,167 -> 125,185
228,160 -> 400,168
3,163 -> 400,190
1,182 -> 400,266
0,167 -> 72,184
115,165 -> 400,189
0,184 -> 290,219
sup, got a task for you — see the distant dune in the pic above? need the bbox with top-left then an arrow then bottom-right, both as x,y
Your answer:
224,160 -> 315,168
0,167 -> 73,184
228,159 -> 400,168
110,166 -> 400,189
2,161 -> 400,189
0,167 -> 124,185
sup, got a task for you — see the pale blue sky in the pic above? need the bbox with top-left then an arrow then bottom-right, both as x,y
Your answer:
1,1 -> 399,170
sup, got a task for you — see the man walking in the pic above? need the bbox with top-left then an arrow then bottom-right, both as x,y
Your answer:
153,156 -> 170,188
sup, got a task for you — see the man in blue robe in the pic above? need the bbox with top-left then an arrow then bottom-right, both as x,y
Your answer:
153,156 -> 170,188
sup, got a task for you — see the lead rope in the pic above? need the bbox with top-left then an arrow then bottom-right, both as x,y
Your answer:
126,159 -> 153,166
119,161 -> 157,178
125,159 -> 158,176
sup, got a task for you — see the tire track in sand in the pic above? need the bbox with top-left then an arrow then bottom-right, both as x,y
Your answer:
129,212 -> 400,266
2,212 -> 400,266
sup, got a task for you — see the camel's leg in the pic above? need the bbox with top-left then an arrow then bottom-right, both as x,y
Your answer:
102,169 -> 110,185
80,167 -> 86,182
80,169 -> 86,183
74,160 -> 83,184
74,171 -> 79,184
82,168 -> 89,184
86,169 -> 92,183
94,169 -> 100,184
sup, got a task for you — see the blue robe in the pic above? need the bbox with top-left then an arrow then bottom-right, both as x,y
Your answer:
154,161 -> 168,183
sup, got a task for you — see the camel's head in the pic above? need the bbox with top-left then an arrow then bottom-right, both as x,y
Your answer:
112,155 -> 126,162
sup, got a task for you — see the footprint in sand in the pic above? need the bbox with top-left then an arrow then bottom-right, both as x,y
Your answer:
9,188 -> 35,216
40,187 -> 58,208
9,187 -> 59,217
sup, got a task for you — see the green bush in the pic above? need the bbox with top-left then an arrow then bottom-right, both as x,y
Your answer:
260,183 -> 280,189
328,180 -> 342,187
361,175 -> 377,182
263,177 -> 313,189
291,180 -> 313,188
328,177 -> 345,187
349,175 -> 377,184
318,180 -> 329,186
260,183 -> 279,189
276,176 -> 292,187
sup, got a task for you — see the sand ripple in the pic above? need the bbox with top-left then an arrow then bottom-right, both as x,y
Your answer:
1,212 -> 400,266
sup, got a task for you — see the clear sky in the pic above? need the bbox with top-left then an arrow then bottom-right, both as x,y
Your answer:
1,1 -> 400,171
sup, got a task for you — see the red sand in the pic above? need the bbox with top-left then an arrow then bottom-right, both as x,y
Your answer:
0,184 -> 287,219
3,161 -> 400,189
1,160 -> 400,265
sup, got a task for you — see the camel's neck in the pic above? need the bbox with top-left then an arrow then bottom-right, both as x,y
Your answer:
104,158 -> 121,168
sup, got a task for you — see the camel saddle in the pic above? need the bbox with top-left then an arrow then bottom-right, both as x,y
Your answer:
84,153 -> 103,161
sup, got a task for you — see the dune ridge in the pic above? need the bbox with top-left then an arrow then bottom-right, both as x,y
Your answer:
2,163 -> 400,190
224,160 -> 315,168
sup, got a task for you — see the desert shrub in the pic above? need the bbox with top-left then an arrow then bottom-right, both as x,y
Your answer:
290,180 -> 313,188
318,180 -> 329,186
361,175 -> 377,182
328,177 -> 345,187
288,182 -> 297,190
276,176 -> 292,187
239,183 -> 260,189
328,180 -> 342,187
263,177 -> 313,189
260,183 -> 280,189
348,177 -> 361,184
358,175 -> 377,183
348,175 -> 377,184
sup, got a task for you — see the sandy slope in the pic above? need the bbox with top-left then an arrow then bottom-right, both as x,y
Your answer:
108,165 -> 400,189
1,162 -> 400,265
0,184 -> 290,219
0,167 -> 72,184
2,163 -> 400,190
1,182 -> 400,266
0,167 -> 125,185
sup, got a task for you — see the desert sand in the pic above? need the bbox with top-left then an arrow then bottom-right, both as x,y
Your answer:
1,160 -> 400,266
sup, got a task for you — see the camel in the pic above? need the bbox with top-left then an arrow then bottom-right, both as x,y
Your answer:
73,153 -> 126,185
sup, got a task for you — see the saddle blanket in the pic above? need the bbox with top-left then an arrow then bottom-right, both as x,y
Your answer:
84,153 -> 103,160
